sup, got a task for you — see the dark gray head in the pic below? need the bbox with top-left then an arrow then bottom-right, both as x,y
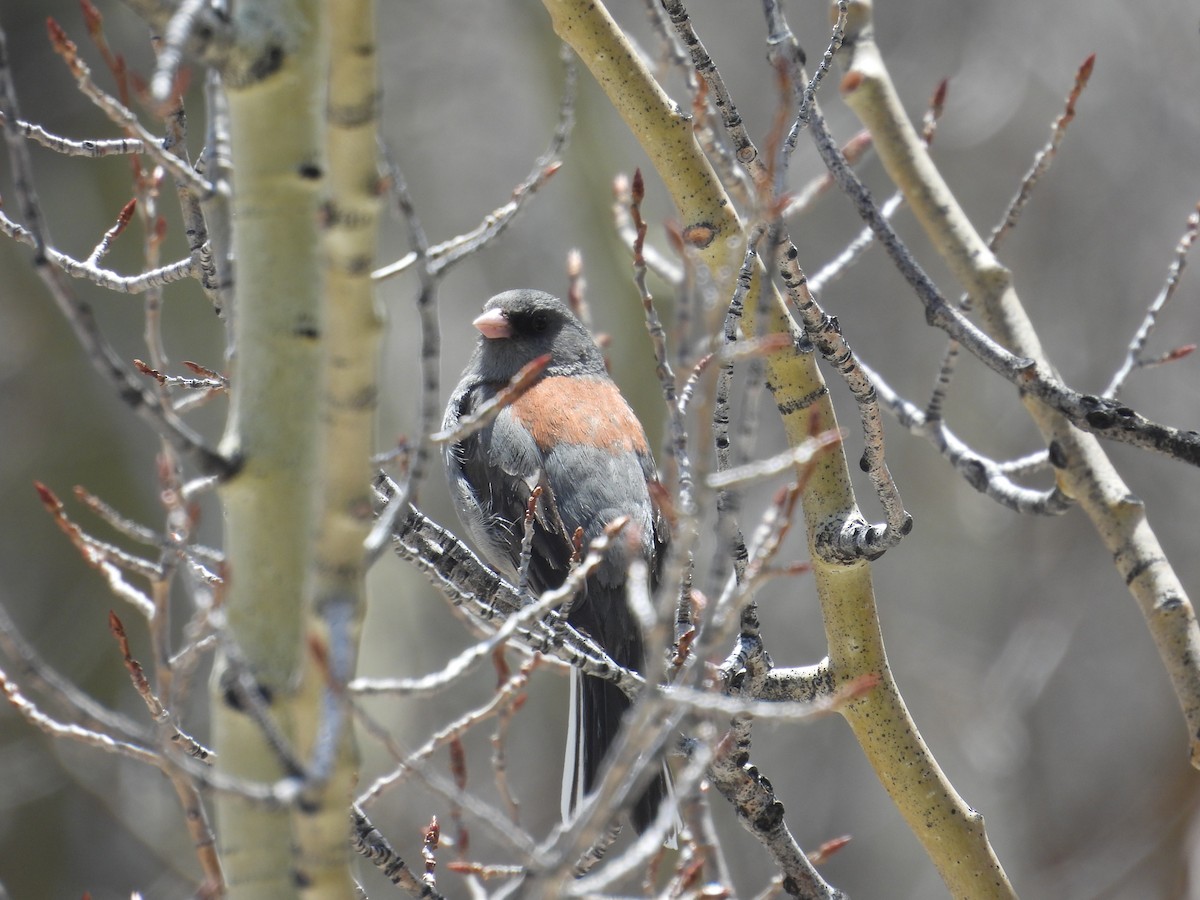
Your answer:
469,290 -> 607,382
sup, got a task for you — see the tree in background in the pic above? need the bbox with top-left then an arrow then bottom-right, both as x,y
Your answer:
1,1 -> 1198,898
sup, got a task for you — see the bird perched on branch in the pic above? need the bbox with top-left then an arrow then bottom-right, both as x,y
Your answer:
442,289 -> 672,836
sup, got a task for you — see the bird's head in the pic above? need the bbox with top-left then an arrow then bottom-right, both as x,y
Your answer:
470,289 -> 605,381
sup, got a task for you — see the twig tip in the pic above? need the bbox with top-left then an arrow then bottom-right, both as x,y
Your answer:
33,481 -> 60,510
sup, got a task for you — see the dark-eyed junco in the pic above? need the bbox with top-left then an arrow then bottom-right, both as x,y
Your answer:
442,289 -> 671,835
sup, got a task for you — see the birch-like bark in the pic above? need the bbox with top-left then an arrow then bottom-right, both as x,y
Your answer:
211,1 -> 329,896
291,0 -> 383,893
541,1 -> 1015,895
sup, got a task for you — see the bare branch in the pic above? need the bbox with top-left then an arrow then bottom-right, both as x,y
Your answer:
776,241 -> 913,557
352,525 -> 615,699
108,611 -> 214,762
0,667 -> 160,767
707,726 -> 846,900
0,207 -> 198,291
46,19 -> 218,199
85,197 -> 137,266
375,481 -> 648,700
0,111 -> 145,156
34,482 -> 157,618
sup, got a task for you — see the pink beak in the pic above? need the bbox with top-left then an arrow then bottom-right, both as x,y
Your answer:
473,308 -> 512,340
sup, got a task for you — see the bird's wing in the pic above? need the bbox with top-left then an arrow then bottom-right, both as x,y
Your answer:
444,381 -> 575,593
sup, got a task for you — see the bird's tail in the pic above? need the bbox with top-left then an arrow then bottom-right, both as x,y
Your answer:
561,668 -> 678,843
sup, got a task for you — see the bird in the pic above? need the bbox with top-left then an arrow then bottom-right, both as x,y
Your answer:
442,288 -> 672,836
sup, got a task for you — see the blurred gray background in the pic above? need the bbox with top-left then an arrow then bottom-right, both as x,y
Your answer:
1,0 -> 1199,897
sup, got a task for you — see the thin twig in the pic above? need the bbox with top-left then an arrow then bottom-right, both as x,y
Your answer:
568,741 -> 716,896
929,55 -> 1095,420
365,141 -> 440,561
777,0 -> 848,172
372,47 -> 576,282
429,355 -> 551,445
0,111 -> 144,156
660,0 -> 769,187
667,0 -> 915,558
491,653 -> 534,825
34,482 -> 158,618
672,672 -> 876,722
1105,199 -> 1200,398
108,611 -> 214,762
641,0 -> 755,210
710,226 -> 765,592
613,174 -> 684,287
516,487 -> 543,596
991,54 -> 1096,251
0,667 -> 160,767
354,669 -> 539,848
0,208 -> 198,291
630,169 -> 695,517
86,198 -> 138,266
371,485 -> 648,699
706,429 -> 843,490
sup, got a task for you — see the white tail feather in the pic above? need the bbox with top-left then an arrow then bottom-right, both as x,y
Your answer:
561,668 -> 584,824
562,669 -> 682,848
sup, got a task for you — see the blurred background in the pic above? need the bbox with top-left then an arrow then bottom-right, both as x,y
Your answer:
2,0 -> 1199,897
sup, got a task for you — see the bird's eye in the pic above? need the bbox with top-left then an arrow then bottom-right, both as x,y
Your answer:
530,311 -> 549,333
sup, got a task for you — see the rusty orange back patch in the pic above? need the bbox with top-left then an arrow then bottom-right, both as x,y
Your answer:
509,376 -> 649,455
